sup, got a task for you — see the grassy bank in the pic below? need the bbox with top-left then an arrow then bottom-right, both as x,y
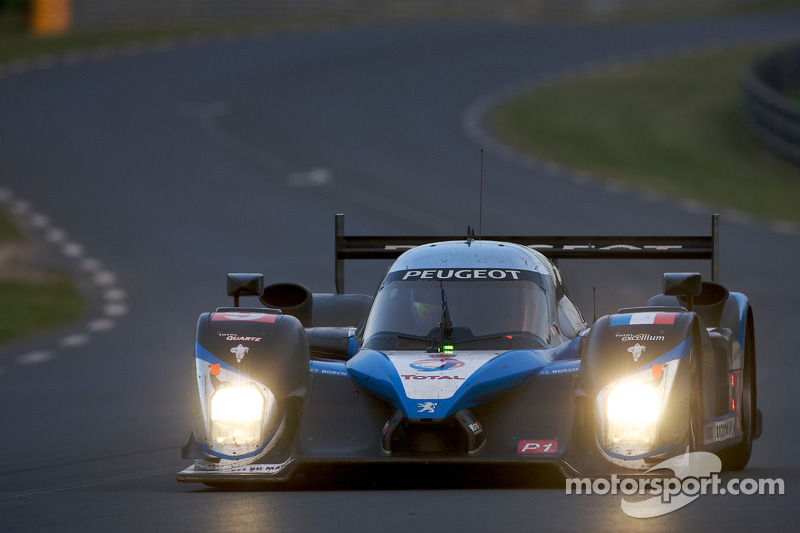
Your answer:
0,272 -> 84,344
0,211 -> 84,345
490,45 -> 800,226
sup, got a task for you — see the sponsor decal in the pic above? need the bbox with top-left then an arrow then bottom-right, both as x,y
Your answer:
628,343 -> 646,362
610,313 -> 676,327
417,402 -> 437,414
410,358 -> 465,371
212,312 -> 277,323
539,367 -> 578,375
382,269 -> 545,286
225,335 -> 262,342
615,332 -> 666,342
210,363 -> 221,376
389,351 -> 493,400
310,367 -> 349,377
517,440 -> 557,454
217,457 -> 293,474
705,418 -> 735,444
230,343 -> 249,363
469,422 -> 483,435
401,374 -> 465,380
401,269 -> 522,281
538,360 -> 581,375
309,361 -> 349,377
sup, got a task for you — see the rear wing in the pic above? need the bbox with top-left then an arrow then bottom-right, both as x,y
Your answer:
334,213 -> 719,293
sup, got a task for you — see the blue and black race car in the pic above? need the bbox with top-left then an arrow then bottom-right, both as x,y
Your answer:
178,214 -> 761,484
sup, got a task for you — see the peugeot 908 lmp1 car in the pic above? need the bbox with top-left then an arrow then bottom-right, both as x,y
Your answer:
178,214 -> 761,484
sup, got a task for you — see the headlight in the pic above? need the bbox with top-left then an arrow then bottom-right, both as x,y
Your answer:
209,384 -> 271,446
605,382 -> 660,446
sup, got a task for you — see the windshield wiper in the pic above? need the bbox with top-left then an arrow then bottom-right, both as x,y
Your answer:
428,282 -> 454,353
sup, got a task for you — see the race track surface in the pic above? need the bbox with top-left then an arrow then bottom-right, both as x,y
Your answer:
1,12 -> 799,532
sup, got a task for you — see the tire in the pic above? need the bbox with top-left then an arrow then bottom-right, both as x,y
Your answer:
689,334 -> 704,452
718,314 -> 755,470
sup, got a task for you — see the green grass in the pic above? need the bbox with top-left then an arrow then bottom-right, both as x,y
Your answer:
0,272 -> 84,344
490,45 -> 800,226
788,87 -> 800,104
0,212 -> 23,239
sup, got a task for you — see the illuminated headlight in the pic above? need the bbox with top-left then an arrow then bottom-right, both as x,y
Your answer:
605,382 -> 660,446
209,384 -> 271,446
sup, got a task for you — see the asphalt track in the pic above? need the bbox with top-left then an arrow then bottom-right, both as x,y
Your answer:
1,12 -> 799,532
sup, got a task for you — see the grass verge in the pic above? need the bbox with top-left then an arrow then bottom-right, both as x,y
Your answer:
0,212 -> 84,346
490,44 -> 800,226
0,271 -> 84,345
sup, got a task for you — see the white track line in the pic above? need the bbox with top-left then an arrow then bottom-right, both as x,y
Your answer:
0,188 -> 129,372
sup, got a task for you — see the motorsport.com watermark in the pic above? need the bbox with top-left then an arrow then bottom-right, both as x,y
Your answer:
566,452 -> 784,518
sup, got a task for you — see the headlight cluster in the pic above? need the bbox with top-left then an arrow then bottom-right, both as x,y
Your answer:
209,383 -> 276,446
605,381 -> 660,447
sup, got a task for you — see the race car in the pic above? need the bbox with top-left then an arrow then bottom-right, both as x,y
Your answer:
178,214 -> 761,484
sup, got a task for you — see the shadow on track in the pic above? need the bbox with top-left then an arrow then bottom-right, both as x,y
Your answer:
193,463 -> 567,492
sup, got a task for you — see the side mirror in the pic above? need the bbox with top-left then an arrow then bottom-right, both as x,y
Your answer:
227,273 -> 264,307
663,272 -> 702,312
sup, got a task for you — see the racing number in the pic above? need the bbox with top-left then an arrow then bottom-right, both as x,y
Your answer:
517,440 -> 557,454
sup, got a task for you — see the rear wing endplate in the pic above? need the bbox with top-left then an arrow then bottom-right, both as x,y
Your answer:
334,213 -> 719,293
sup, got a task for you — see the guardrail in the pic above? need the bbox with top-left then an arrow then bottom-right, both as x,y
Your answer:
742,44 -> 800,166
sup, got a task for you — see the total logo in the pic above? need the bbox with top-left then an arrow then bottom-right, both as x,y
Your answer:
409,358 -> 465,371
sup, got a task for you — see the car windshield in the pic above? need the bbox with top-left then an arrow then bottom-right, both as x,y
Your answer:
361,269 -> 550,351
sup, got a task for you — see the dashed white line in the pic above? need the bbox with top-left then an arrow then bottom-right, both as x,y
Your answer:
29,213 -> 50,228
0,188 -> 129,373
772,222 -> 798,235
104,288 -> 127,301
88,318 -> 116,332
80,258 -> 102,272
286,167 -> 333,187
16,351 -> 55,365
680,200 -> 709,214
93,271 -> 117,286
61,242 -> 85,258
103,303 -> 128,317
45,228 -> 67,243
10,200 -> 30,215
60,334 -> 91,348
